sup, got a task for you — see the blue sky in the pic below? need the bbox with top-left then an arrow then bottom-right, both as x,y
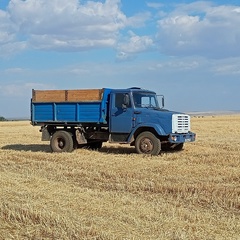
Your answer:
0,0 -> 240,118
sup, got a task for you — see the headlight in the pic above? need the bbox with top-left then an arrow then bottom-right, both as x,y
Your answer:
171,136 -> 177,142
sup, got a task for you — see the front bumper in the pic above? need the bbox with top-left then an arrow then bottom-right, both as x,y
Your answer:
168,132 -> 196,143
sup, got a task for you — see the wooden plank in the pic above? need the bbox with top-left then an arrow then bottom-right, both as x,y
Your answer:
32,89 -> 103,102
32,90 -> 65,102
67,89 -> 103,101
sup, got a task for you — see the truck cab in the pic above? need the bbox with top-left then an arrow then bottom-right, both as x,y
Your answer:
108,88 -> 195,155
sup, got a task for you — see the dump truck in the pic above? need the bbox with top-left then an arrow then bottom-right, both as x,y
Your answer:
31,87 -> 196,155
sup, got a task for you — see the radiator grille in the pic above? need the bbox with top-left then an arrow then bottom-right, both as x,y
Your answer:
172,114 -> 190,133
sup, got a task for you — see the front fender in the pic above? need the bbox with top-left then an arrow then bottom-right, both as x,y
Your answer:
127,123 -> 166,142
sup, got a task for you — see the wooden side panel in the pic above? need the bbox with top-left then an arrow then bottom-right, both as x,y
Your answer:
67,89 -> 103,101
32,90 -> 65,102
32,89 -> 103,102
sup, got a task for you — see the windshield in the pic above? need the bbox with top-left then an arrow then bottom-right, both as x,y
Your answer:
133,92 -> 159,108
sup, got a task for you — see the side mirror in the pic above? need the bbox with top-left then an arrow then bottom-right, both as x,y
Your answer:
157,94 -> 165,109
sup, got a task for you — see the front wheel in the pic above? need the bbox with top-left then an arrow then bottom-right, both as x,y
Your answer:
135,131 -> 161,155
50,131 -> 74,153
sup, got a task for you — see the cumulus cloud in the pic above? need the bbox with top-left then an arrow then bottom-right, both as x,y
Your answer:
0,8 -> 26,56
0,10 -> 15,43
0,0 -> 154,56
117,31 -> 154,60
6,0 -> 126,51
1,0 -> 240,60
156,2 -> 240,58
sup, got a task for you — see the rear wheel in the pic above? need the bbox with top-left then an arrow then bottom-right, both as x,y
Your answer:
50,131 -> 74,153
135,131 -> 161,155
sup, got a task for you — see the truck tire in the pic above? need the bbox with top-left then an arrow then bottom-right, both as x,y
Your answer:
50,131 -> 74,153
135,131 -> 161,155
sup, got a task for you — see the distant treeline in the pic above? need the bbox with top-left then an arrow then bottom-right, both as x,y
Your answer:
0,116 -> 7,121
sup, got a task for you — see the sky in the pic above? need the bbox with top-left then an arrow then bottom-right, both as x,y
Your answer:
0,0 -> 240,118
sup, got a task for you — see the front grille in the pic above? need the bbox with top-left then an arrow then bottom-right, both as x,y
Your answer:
172,114 -> 190,133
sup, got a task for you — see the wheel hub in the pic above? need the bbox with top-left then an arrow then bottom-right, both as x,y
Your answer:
58,138 -> 65,149
140,138 -> 153,153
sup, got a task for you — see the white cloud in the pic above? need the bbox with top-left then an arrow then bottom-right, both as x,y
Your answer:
213,64 -> 240,75
147,2 -> 163,10
1,0 -> 240,60
173,1 -> 212,14
147,58 -> 200,71
211,58 -> 240,75
126,11 -> 152,28
119,31 -> 154,53
6,0 -> 126,51
0,10 -> 15,44
4,67 -> 26,73
0,9 -> 25,57
156,3 -> 240,58
0,0 -> 154,55
117,31 -> 154,60
0,41 -> 27,57
0,82 -> 54,96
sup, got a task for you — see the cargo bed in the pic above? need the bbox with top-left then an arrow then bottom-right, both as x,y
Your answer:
31,88 -> 110,125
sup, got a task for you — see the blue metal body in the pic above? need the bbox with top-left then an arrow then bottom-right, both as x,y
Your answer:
32,101 -> 106,123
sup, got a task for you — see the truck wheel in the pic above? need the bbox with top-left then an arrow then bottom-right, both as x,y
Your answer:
135,131 -> 161,155
50,131 -> 74,153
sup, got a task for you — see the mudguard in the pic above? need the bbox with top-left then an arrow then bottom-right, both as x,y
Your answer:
127,123 -> 166,142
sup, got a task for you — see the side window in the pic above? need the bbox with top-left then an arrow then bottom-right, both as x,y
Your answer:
141,96 -> 149,106
115,93 -> 131,108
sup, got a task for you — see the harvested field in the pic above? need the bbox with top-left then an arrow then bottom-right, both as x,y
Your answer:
0,115 -> 240,239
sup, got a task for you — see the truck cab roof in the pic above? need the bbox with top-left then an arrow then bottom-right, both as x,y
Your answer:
109,87 -> 156,95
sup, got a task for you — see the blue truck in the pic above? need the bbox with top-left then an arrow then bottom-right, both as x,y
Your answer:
31,87 -> 195,155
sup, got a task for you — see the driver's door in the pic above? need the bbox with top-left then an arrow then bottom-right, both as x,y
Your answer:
110,92 -> 133,134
